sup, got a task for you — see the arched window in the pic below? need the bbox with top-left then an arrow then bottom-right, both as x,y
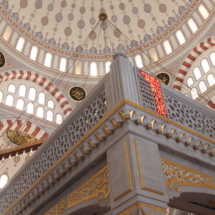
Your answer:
46,110 -> 53,121
16,37 -> 25,52
44,52 -> 52,67
198,4 -> 209,19
0,174 -> 8,189
30,46 -> 38,61
47,100 -> 54,109
187,77 -> 194,87
26,103 -> 34,114
193,67 -> 202,80
5,95 -> 14,106
16,99 -> 24,110
135,55 -> 143,68
36,107 -> 44,118
18,85 -> 26,97
3,26 -> 12,41
38,92 -> 45,105
59,57 -> 67,72
191,88 -> 198,99
187,18 -> 198,33
207,74 -> 215,87
0,91 -> 3,102
90,62 -> 97,76
28,88 -> 36,101
56,114 -> 63,124
75,60 -> 82,74
105,61 -> 111,73
176,30 -> 186,45
199,81 -> 207,93
8,84 -> 16,93
210,52 -> 215,66
163,40 -> 172,55
201,59 -> 210,73
149,48 -> 158,62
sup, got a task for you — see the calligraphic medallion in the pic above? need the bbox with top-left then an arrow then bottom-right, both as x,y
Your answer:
156,72 -> 170,85
0,51 -> 6,68
69,86 -> 86,101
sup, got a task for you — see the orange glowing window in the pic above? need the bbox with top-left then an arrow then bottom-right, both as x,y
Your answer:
140,71 -> 167,117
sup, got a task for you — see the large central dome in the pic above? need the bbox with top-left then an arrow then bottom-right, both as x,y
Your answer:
2,0 -> 195,58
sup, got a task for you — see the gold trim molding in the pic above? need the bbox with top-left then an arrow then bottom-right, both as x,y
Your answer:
118,202 -> 166,215
44,205 -> 58,215
68,165 -> 109,208
161,158 -> 215,190
114,141 -> 133,201
135,139 -> 164,195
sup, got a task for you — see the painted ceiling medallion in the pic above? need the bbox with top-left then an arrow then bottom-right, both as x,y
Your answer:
6,130 -> 37,146
138,19 -> 145,29
114,28 -> 121,38
64,26 -> 72,37
20,0 -> 28,8
100,21 -> 108,30
89,31 -> 97,41
35,0 -> 43,9
119,3 -> 125,11
156,72 -> 170,85
69,86 -> 86,102
77,19 -> 85,30
80,6 -> 86,14
159,4 -> 167,13
55,12 -> 63,23
123,15 -> 131,25
144,4 -> 151,13
61,0 -> 67,8
41,16 -> 49,26
0,52 -> 6,68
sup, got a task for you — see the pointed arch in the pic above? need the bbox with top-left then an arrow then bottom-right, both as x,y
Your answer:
173,38 -> 215,91
0,70 -> 72,115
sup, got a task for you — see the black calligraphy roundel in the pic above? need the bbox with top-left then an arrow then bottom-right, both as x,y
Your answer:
69,86 -> 86,101
156,72 -> 170,85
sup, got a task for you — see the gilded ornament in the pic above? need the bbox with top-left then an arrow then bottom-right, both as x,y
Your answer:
6,130 -> 37,145
161,158 -> 215,190
44,205 -> 58,215
68,166 -> 109,208
68,86 -> 86,101
59,199 -> 66,213
174,185 -> 180,192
